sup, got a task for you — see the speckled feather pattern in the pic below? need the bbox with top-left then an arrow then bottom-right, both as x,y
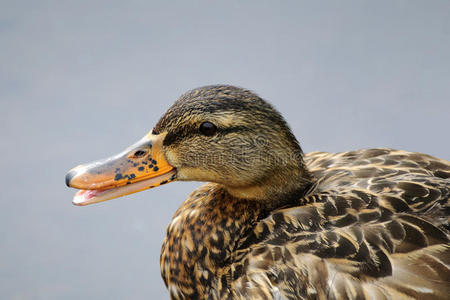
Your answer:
161,148 -> 449,300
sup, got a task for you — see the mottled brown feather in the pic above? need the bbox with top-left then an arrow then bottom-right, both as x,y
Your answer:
161,149 -> 449,300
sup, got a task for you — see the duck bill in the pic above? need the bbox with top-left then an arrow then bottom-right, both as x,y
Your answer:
65,132 -> 176,206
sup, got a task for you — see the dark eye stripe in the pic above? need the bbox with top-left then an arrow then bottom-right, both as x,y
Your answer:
220,126 -> 247,135
163,125 -> 247,146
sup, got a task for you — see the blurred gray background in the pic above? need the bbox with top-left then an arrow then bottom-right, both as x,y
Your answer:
1,1 -> 449,299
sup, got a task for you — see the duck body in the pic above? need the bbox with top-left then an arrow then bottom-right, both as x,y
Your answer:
65,85 -> 449,300
161,148 -> 449,300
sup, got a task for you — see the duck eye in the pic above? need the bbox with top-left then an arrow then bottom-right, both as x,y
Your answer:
199,122 -> 217,136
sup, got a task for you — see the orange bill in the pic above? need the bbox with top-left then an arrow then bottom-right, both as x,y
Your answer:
65,132 -> 176,206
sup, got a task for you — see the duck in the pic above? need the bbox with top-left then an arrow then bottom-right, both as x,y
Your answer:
66,85 -> 450,300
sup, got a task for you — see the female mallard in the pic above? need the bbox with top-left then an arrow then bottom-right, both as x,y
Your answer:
66,85 -> 450,300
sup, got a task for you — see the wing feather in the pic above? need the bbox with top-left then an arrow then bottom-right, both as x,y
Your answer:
225,149 -> 449,300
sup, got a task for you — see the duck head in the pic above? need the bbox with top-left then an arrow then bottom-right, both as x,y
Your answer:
66,85 -> 312,207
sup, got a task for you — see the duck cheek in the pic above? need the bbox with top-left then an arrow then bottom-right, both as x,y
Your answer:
174,168 -> 204,182
174,167 -> 223,184
163,148 -> 183,169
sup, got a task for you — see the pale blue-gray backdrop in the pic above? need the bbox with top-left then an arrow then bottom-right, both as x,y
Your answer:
1,1 -> 449,299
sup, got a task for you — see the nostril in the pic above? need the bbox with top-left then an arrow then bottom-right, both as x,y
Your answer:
132,150 -> 147,158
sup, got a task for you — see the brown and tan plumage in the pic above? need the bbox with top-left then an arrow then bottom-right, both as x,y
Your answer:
66,85 -> 450,300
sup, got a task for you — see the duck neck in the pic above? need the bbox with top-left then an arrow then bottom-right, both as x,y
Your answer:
224,163 -> 314,211
160,159 -> 314,299
160,184 -> 264,299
